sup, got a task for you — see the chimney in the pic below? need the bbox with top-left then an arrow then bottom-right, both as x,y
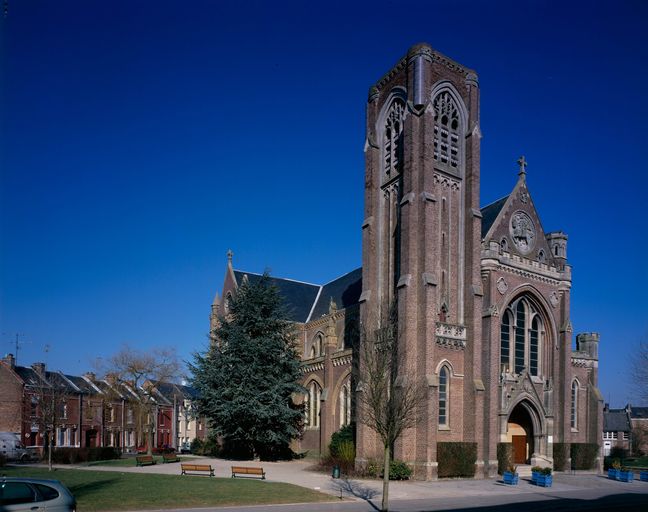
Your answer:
32,362 -> 46,375
3,353 -> 16,368
84,372 -> 96,382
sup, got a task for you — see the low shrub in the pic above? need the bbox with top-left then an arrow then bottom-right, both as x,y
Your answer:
190,438 -> 203,454
609,446 -> 628,460
497,443 -> 513,475
553,443 -> 569,471
438,442 -> 477,478
387,459 -> 412,480
0,453 -> 6,467
570,443 -> 599,470
329,424 -> 355,458
50,447 -> 121,464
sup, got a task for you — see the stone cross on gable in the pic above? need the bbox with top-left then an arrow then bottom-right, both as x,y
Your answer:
226,249 -> 233,263
517,155 -> 528,176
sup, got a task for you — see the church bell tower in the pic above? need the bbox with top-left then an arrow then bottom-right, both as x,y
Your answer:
358,43 -> 485,479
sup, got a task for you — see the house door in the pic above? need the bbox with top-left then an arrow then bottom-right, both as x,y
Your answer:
512,435 -> 527,464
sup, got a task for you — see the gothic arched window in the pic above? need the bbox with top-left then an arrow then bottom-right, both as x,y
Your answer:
310,333 -> 324,359
571,380 -> 578,429
339,379 -> 351,428
500,297 -> 544,377
433,91 -> 461,170
306,381 -> 322,428
383,99 -> 405,179
438,366 -> 449,427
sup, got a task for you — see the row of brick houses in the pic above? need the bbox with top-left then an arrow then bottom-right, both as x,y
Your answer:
0,354 -> 206,453
602,403 -> 648,456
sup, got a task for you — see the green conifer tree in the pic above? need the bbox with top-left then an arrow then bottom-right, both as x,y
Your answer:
191,273 -> 304,460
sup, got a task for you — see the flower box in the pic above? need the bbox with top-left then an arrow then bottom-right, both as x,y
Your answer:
608,468 -> 619,480
536,474 -> 552,487
618,470 -> 634,483
640,470 -> 648,482
503,471 -> 519,485
531,470 -> 539,483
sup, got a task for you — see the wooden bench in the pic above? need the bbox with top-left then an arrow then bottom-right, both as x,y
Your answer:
136,455 -> 156,467
181,463 -> 214,477
162,452 -> 180,463
231,466 -> 265,479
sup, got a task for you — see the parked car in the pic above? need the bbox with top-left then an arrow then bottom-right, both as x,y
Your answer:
0,478 -> 76,512
0,432 -> 29,462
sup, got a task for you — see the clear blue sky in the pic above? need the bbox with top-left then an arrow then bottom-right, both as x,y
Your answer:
1,0 -> 646,406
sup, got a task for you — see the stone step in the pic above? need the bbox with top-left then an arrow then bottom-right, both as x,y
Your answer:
515,464 -> 532,477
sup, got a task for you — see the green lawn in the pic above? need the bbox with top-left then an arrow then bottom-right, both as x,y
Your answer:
86,455 -> 196,467
0,466 -> 337,511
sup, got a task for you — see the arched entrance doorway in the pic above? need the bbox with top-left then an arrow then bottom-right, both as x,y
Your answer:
507,402 -> 535,464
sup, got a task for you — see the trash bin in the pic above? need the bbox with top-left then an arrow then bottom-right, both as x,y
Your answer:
332,465 -> 340,479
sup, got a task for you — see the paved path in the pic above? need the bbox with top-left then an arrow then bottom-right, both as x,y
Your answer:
67,456 -> 648,510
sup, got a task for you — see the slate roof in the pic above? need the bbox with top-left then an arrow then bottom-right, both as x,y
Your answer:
630,407 -> 648,419
152,381 -> 200,402
480,195 -> 509,238
64,375 -> 102,395
603,409 -> 631,432
309,268 -> 362,320
13,366 -> 48,388
231,267 -> 363,324
233,270 -> 321,323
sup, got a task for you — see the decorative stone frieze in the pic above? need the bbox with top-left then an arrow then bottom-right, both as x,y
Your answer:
435,322 -> 466,349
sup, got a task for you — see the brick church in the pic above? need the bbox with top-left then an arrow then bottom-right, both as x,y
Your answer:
211,43 -> 603,479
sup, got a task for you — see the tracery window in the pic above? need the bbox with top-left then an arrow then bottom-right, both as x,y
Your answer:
571,380 -> 578,429
305,381 -> 322,428
500,297 -> 544,376
310,333 -> 324,359
438,366 -> 449,427
433,91 -> 461,169
339,380 -> 351,428
383,99 -> 405,179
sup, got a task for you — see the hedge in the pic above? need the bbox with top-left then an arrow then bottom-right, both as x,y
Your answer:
497,443 -> 513,475
438,442 -> 477,477
49,447 -> 121,464
570,443 -> 599,470
553,442 -> 569,471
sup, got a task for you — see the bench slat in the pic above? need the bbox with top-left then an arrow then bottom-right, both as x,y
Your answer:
231,466 -> 265,479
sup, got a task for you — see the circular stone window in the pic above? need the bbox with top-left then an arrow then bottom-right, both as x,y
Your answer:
509,211 -> 536,255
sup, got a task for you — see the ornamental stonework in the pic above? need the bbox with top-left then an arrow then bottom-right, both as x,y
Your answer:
510,211 -> 536,254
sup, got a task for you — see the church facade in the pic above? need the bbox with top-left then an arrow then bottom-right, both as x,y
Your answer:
211,43 -> 603,479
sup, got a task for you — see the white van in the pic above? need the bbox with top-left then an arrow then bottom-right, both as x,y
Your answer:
0,432 -> 30,462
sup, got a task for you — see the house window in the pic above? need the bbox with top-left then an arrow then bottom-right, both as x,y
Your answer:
500,297 -> 544,376
306,381 -> 322,428
127,408 -> 134,424
339,380 -> 351,428
60,402 -> 67,420
438,366 -> 449,427
571,380 -> 578,429
623,432 -> 629,440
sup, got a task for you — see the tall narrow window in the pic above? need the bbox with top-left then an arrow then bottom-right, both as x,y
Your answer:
339,380 -> 351,428
530,317 -> 539,376
308,382 -> 322,428
515,302 -> 526,373
433,92 -> 461,169
500,311 -> 511,370
383,100 -> 405,179
438,367 -> 448,427
571,380 -> 578,429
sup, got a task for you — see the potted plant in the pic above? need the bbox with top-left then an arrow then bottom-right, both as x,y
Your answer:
640,470 -> 648,482
531,466 -> 542,484
618,466 -> 634,483
608,459 -> 621,480
536,466 -> 553,487
503,465 -> 519,485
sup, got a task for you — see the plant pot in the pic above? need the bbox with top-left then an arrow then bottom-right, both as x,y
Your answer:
640,470 -> 648,482
503,471 -> 519,485
536,474 -> 552,487
618,471 -> 634,483
531,471 -> 539,483
608,468 -> 619,480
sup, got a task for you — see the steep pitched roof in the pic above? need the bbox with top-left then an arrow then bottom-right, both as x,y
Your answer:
64,375 -> 102,395
309,268 -> 362,320
13,366 -> 49,388
630,407 -> 648,419
233,270 -> 321,323
604,409 -> 631,432
153,381 -> 200,402
480,195 -> 509,238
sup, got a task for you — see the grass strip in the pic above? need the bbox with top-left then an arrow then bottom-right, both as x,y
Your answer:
1,466 -> 336,511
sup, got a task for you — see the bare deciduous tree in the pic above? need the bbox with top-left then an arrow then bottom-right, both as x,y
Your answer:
631,333 -> 648,405
358,303 -> 426,512
97,345 -> 180,455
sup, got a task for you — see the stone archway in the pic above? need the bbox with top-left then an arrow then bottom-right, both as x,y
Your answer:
507,402 -> 535,464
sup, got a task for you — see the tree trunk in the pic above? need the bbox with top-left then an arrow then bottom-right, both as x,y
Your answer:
48,432 -> 53,471
382,443 -> 390,512
147,426 -> 153,456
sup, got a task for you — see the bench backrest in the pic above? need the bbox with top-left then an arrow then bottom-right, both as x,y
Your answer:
181,464 -> 212,471
232,466 -> 264,474
137,455 -> 154,461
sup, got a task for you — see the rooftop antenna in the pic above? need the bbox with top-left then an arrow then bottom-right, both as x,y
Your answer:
3,332 -> 30,366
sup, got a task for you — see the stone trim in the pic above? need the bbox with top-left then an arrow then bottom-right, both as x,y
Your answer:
397,274 -> 411,288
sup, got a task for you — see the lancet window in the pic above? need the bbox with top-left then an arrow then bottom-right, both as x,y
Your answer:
500,297 -> 544,376
433,91 -> 461,169
438,366 -> 449,427
383,99 -> 405,179
571,380 -> 578,429
339,379 -> 351,428
305,381 -> 321,428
